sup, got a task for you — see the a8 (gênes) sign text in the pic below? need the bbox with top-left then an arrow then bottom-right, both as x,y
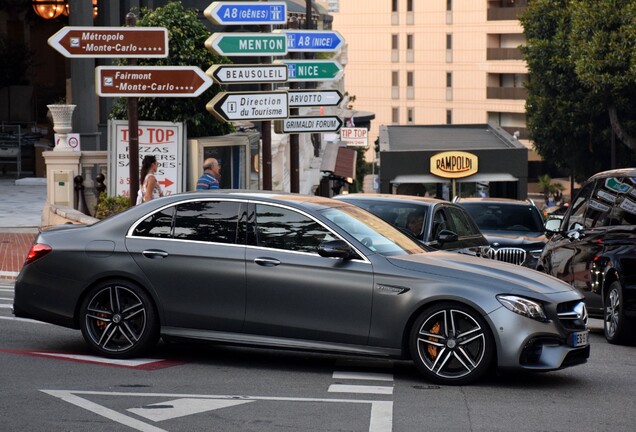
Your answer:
96,66 -> 212,97
48,27 -> 168,58
205,1 -> 287,25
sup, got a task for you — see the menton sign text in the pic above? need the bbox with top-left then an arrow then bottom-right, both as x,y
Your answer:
430,151 -> 478,179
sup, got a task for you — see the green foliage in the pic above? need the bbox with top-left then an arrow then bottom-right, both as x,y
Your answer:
109,2 -> 233,137
94,192 -> 130,219
520,0 -> 636,181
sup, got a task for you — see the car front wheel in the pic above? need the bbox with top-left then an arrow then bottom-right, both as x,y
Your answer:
79,280 -> 159,358
409,302 -> 494,385
604,281 -> 633,345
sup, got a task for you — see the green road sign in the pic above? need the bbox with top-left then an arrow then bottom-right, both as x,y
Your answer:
274,60 -> 343,81
205,33 -> 287,56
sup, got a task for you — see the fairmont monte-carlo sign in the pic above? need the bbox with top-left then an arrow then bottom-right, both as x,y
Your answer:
430,151 -> 479,179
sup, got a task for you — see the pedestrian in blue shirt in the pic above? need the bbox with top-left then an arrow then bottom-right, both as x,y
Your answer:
196,157 -> 221,190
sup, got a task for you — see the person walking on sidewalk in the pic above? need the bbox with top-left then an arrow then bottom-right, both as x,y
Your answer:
138,155 -> 163,204
196,157 -> 221,190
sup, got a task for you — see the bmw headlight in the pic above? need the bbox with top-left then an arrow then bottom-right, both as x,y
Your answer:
497,295 -> 547,322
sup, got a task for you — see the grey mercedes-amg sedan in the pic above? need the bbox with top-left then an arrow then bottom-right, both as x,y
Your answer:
13,191 -> 589,385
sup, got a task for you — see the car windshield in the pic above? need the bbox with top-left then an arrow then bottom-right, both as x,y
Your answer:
460,203 -> 544,233
319,205 -> 425,256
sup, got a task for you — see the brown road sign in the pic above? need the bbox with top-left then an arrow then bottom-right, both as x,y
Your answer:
96,66 -> 212,97
48,27 -> 168,58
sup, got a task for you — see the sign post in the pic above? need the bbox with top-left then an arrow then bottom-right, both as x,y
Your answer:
96,66 -> 212,97
48,26 -> 168,58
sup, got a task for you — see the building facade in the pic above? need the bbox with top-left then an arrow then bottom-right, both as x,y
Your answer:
330,0 -> 533,159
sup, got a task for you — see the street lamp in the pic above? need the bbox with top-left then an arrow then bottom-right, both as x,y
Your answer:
32,0 -> 98,20
32,0 -> 65,20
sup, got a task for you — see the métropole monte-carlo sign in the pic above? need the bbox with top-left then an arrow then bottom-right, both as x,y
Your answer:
430,151 -> 479,179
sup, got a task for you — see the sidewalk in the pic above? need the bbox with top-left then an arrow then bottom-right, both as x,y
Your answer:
0,177 -> 47,282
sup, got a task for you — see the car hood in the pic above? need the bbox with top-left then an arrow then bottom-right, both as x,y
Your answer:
387,251 -> 574,295
480,232 -> 547,249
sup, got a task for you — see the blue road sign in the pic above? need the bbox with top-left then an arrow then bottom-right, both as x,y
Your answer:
275,30 -> 345,52
205,2 -> 287,25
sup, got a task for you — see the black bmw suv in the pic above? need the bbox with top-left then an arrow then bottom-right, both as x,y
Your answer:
539,168 -> 636,344
455,197 -> 547,268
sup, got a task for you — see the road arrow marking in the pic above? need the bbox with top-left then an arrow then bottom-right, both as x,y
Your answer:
128,398 -> 254,422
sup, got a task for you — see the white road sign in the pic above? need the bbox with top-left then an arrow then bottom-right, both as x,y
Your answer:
207,91 -> 289,122
288,90 -> 343,107
279,116 -> 343,133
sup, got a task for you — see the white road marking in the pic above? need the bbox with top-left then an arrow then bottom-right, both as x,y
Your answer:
333,371 -> 394,381
0,271 -> 18,278
0,316 -> 48,324
0,304 -> 14,308
128,398 -> 254,422
328,384 -> 394,395
42,390 -> 394,432
0,296 -> 13,301
34,352 -> 164,367
0,287 -> 14,291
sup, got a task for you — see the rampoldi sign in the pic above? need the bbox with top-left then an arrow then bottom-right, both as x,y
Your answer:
430,151 -> 478,179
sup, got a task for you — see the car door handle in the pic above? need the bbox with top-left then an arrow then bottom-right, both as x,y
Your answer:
254,257 -> 281,267
142,250 -> 169,259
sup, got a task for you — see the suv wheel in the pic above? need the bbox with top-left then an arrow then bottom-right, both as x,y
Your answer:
604,281 -> 634,345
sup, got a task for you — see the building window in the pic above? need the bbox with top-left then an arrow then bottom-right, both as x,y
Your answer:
446,34 -> 452,50
407,34 -> 414,62
407,107 -> 414,124
392,0 -> 398,13
392,71 -> 399,99
446,0 -> 452,11
446,109 -> 452,124
407,0 -> 413,12
407,71 -> 414,87
407,34 -> 414,50
446,72 -> 452,87
392,34 -> 398,50
392,107 -> 399,124
407,71 -> 414,99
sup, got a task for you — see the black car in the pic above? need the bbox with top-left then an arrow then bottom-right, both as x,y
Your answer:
455,197 -> 547,268
334,194 -> 489,255
539,168 -> 636,344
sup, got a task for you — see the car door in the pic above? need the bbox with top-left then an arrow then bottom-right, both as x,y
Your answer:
543,181 -> 596,284
126,199 -> 247,331
244,202 -> 374,345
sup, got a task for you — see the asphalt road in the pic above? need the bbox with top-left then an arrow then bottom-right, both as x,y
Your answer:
1,281 -> 635,432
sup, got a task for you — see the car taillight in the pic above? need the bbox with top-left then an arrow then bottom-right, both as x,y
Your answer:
24,243 -> 52,265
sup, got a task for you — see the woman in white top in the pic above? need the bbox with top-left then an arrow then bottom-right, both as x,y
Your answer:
139,155 -> 163,203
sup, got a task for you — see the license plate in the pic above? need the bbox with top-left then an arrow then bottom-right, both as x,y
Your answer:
570,330 -> 589,347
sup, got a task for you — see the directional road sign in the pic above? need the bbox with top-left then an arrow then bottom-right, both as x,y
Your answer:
207,64 -> 288,84
96,66 -> 212,97
277,116 -> 343,134
207,91 -> 289,122
205,1 -> 287,25
48,27 -> 168,58
288,90 -> 343,107
274,60 -> 344,82
274,30 -> 345,52
206,33 -> 287,57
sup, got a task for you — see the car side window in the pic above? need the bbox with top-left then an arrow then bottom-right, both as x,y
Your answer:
566,181 -> 595,230
255,204 -> 334,253
431,208 -> 449,239
133,206 -> 175,238
446,206 -> 477,237
173,201 -> 242,244
594,177 -> 636,227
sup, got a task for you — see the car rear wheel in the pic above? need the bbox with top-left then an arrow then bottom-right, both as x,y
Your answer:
409,302 -> 494,385
80,280 -> 159,358
604,281 -> 633,345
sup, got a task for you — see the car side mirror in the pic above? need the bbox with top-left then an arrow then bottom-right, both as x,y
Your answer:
318,240 -> 353,259
437,229 -> 459,244
544,217 -> 562,235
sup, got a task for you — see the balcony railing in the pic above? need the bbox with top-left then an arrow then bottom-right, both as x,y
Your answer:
487,6 -> 527,21
487,48 -> 524,60
487,87 -> 528,100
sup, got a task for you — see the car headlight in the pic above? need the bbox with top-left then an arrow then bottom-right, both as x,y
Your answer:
497,295 -> 547,322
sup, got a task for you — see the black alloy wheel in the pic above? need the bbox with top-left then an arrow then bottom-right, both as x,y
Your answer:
604,281 -> 633,345
409,302 -> 494,385
79,280 -> 159,358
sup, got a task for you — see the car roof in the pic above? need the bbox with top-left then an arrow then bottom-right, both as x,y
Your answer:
334,193 -> 449,206
588,167 -> 636,181
146,190 -> 351,212
455,197 -> 536,206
